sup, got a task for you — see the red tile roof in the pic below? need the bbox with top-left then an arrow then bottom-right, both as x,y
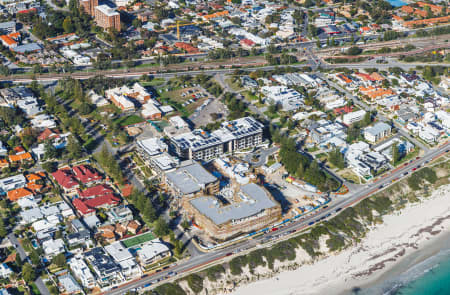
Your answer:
77,184 -> 114,199
38,128 -> 60,142
52,168 -> 79,189
73,194 -> 120,215
72,198 -> 95,215
72,165 -> 102,184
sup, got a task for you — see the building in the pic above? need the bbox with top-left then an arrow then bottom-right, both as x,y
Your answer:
137,137 -> 168,158
95,5 -> 121,32
342,110 -> 367,125
186,184 -> 282,240
170,117 -> 263,161
58,274 -> 82,295
136,239 -> 171,266
364,122 -> 392,143
104,242 -> 142,279
106,205 -> 133,224
79,0 -> 98,16
260,86 -> 304,111
0,21 -> 16,34
84,247 -> 123,287
42,239 -> 65,258
73,194 -> 120,216
0,174 -> 27,194
105,88 -> 135,112
165,161 -> 219,197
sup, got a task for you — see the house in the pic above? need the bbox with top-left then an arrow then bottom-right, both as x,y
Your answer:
136,239 -> 171,266
72,165 -> 103,185
58,274 -> 82,295
0,174 -> 27,194
67,230 -> 92,248
7,187 -> 33,202
69,256 -> 96,289
126,220 -> 141,234
73,194 -> 120,216
52,168 -> 79,192
364,122 -> 392,143
107,205 -> 133,224
84,247 -> 123,286
8,152 -> 33,164
77,184 -> 114,199
104,242 -> 142,279
0,263 -> 12,278
42,238 -> 65,258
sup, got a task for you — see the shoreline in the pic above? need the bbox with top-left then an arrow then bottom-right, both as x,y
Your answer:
231,184 -> 450,295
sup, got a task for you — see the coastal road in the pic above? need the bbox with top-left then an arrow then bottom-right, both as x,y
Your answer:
106,141 -> 450,295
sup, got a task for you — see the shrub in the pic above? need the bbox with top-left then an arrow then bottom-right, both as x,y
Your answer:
186,274 -> 203,294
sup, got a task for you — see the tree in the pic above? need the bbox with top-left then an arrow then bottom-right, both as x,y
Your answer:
29,249 -> 40,265
181,220 -> 190,231
52,253 -> 66,268
328,148 -> 345,169
22,263 -> 35,283
63,17 -> 74,33
142,198 -> 157,223
153,217 -> 170,237
42,161 -> 57,173
174,240 -> 183,256
0,218 -> 7,238
392,144 -> 400,165
0,65 -> 10,76
346,46 -> 363,55
44,140 -> 58,160
67,135 -> 82,159
32,64 -> 43,74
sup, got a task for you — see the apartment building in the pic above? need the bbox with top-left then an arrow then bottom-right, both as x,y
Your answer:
95,5 -> 121,32
79,0 -> 98,16
165,161 -> 219,197
364,122 -> 392,143
186,183 -> 282,241
170,117 -> 263,161
342,110 -> 367,125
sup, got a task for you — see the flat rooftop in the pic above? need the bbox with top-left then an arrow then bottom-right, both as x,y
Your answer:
166,161 -> 217,195
190,183 -> 278,225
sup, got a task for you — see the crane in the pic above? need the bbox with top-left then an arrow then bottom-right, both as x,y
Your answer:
165,20 -> 206,40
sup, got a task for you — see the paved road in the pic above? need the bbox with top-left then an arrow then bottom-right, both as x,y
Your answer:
8,233 -> 51,295
106,141 -> 449,295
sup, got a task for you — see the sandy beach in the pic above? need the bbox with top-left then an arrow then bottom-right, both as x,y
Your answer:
231,184 -> 450,295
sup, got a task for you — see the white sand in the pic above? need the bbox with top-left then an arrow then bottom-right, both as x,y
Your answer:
231,184 -> 450,295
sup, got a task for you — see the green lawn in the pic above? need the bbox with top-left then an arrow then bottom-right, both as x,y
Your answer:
122,232 -> 156,248
115,115 -> 144,127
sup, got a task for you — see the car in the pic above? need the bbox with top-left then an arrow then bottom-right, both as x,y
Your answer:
141,274 -> 148,278
308,221 -> 315,225
271,227 -> 279,232
163,266 -> 170,270
416,157 -> 420,160
143,283 -> 152,288
379,185 -> 383,189
412,168 -> 417,171
155,269 -> 162,273
225,252 -> 233,256
403,172 -> 408,176
323,205 -> 328,209
335,208 -> 342,212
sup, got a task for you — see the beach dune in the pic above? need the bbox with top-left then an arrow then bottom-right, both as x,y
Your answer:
231,184 -> 450,295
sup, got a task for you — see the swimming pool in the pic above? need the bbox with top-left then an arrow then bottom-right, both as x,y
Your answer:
386,0 -> 406,7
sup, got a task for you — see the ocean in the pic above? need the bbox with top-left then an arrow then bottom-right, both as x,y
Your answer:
356,232 -> 450,295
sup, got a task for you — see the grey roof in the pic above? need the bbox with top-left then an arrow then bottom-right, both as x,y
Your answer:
0,21 -> 15,30
365,122 -> 391,136
12,43 -> 42,53
166,162 -> 217,195
190,183 -> 278,225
